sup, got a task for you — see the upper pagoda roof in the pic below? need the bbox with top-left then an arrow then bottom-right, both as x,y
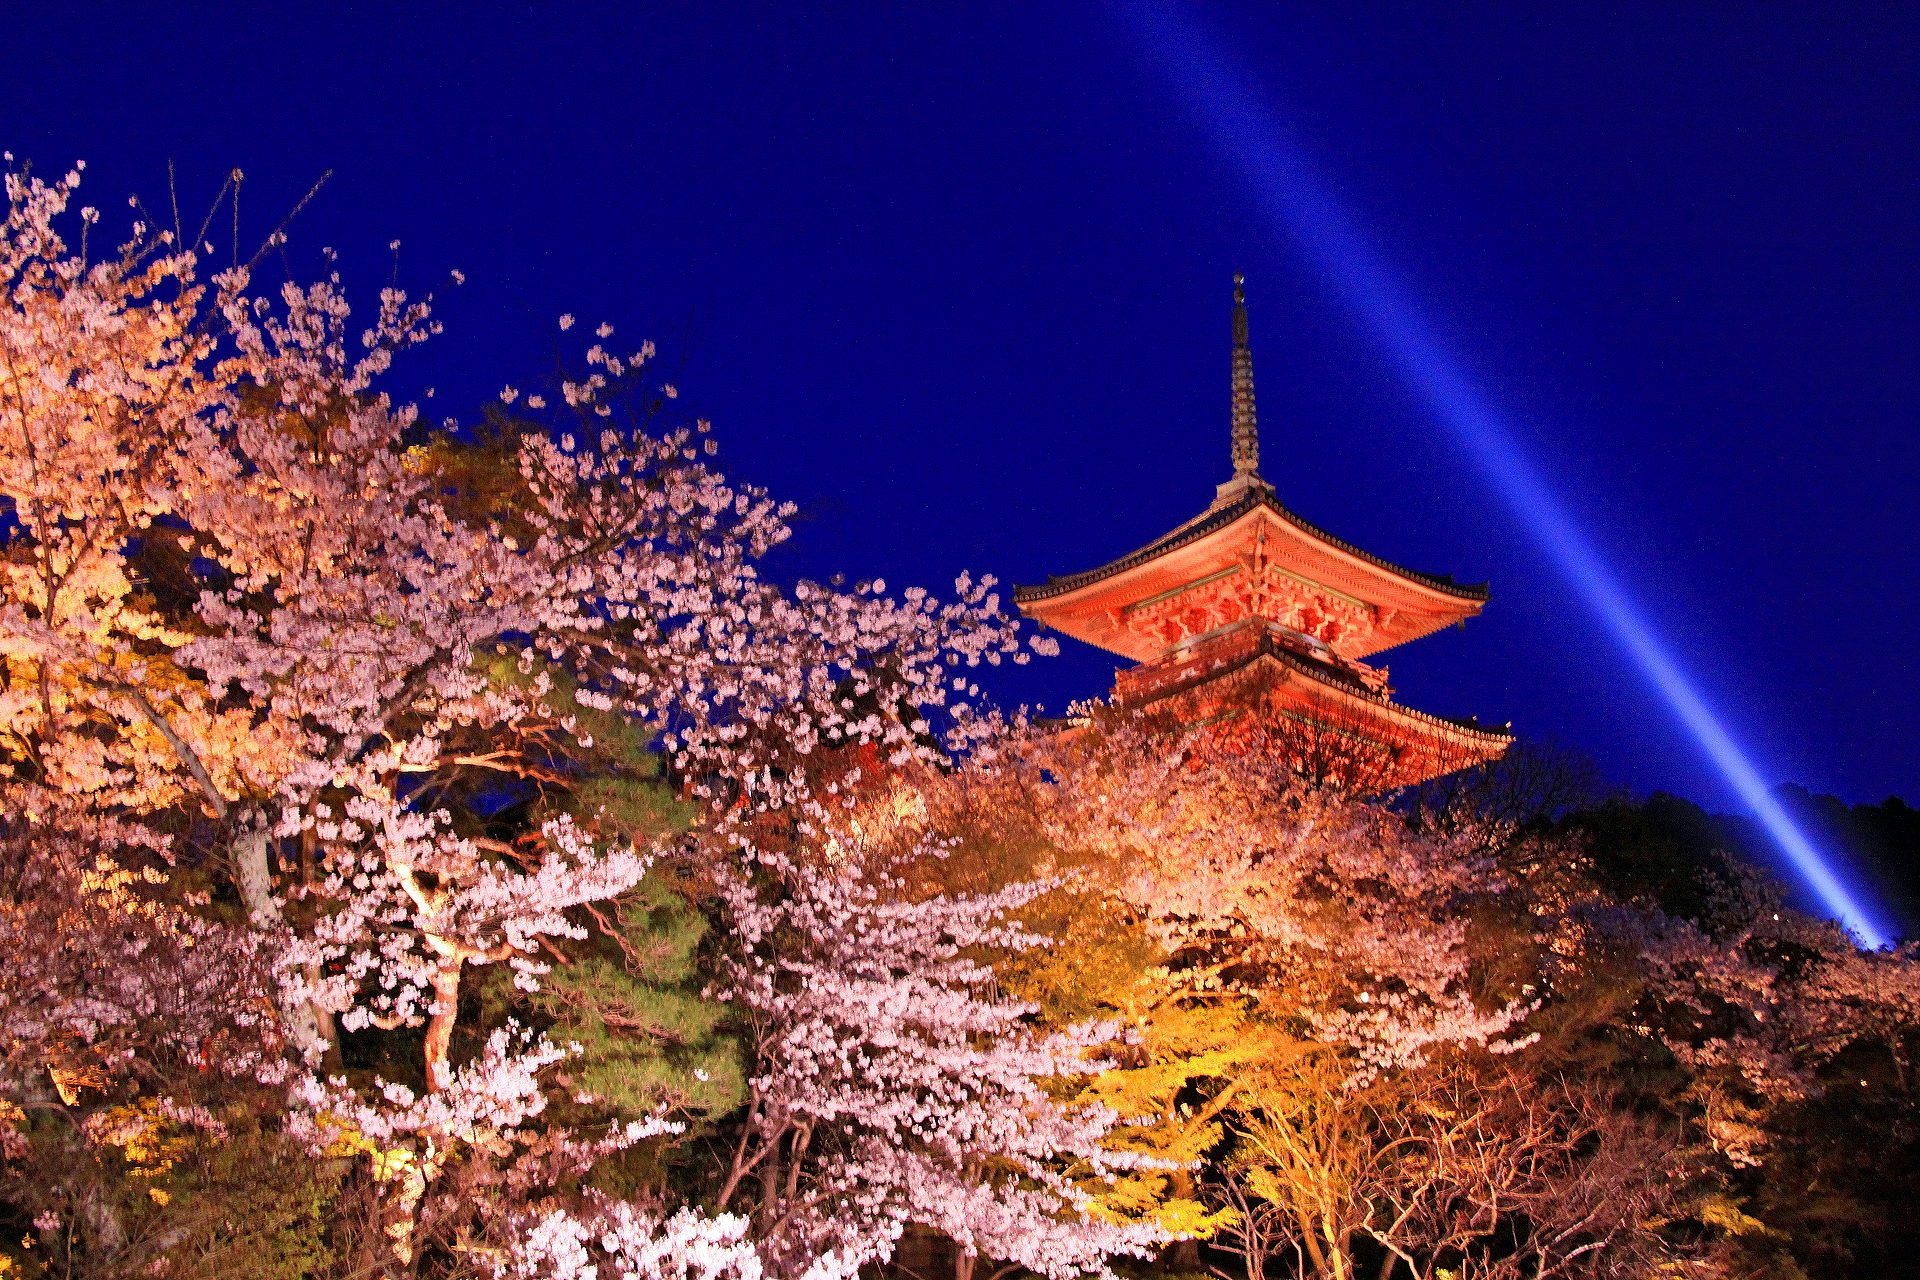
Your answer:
1015,483 -> 1487,607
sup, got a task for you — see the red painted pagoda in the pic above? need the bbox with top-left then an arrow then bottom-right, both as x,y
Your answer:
1015,277 -> 1510,787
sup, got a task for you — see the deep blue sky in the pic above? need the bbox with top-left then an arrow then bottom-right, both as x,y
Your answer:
9,5 -> 1917,815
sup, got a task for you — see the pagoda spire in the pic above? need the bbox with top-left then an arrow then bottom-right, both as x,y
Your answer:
1217,274 -> 1266,504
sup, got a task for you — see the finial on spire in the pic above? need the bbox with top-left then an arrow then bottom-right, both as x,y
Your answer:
1229,273 -> 1259,480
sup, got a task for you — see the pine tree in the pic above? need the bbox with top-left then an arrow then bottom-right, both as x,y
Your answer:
530,859 -> 745,1118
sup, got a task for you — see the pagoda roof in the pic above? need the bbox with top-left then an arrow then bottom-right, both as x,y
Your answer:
1121,622 -> 1513,747
1015,483 -> 1487,607
1014,481 -> 1489,662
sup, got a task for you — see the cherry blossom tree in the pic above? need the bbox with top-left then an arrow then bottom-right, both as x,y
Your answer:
0,787 -> 281,1268
1623,862 -> 1920,1169
839,712 -> 1546,1273
705,810 -> 1168,1280
1002,713 -> 1535,1077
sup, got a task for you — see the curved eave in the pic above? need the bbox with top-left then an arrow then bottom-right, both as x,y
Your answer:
1270,649 -> 1513,745
1142,642 -> 1514,748
1014,487 -> 1488,607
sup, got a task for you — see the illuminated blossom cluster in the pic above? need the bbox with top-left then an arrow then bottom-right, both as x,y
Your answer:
495,1201 -> 764,1280
0,787 -> 277,1101
1018,717 -> 1532,1074
710,816 -> 1169,1279
1625,864 -> 1920,1166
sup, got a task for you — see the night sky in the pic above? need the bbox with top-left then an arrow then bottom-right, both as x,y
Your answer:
10,6 -> 1917,819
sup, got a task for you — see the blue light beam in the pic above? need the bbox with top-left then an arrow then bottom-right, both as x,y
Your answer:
1119,1 -> 1890,947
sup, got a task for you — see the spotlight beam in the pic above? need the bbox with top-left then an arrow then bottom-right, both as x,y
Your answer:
1118,1 -> 1890,946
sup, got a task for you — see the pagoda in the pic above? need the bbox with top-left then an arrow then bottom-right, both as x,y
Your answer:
1015,277 -> 1510,787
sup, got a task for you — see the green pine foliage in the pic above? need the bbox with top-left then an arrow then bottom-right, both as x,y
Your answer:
569,772 -> 697,849
530,865 -> 745,1119
521,769 -> 741,1120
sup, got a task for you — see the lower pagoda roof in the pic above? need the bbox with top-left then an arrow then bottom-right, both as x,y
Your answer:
1115,622 -> 1512,788
1118,622 -> 1512,746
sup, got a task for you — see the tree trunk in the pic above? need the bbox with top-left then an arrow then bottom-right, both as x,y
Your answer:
382,1151 -> 429,1270
759,1135 -> 783,1235
423,960 -> 463,1092
232,824 -> 336,1061
1162,1238 -> 1203,1272
76,1173 -> 127,1258
232,825 -> 279,926
1297,1211 -> 1333,1278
